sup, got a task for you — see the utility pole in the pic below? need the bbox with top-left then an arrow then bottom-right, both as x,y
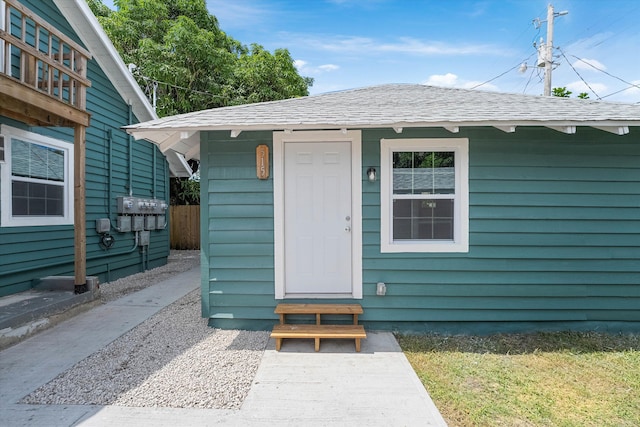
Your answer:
543,4 -> 555,96
536,4 -> 568,96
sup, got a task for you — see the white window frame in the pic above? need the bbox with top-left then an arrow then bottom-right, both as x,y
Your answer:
0,125 -> 74,227
380,138 -> 469,253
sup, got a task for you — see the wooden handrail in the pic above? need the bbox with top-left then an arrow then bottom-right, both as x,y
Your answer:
0,0 -> 92,110
4,0 -> 91,58
0,29 -> 91,87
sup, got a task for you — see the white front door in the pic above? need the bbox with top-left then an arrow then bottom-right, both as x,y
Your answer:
283,141 -> 352,294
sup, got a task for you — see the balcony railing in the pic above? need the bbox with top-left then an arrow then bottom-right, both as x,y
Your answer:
1,0 -> 92,113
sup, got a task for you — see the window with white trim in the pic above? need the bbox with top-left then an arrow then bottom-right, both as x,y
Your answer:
0,125 -> 74,227
380,138 -> 469,253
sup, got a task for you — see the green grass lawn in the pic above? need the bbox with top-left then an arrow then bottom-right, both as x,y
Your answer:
397,332 -> 640,427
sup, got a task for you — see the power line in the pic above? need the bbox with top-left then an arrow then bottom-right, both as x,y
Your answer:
558,49 -> 601,99
469,52 -> 536,90
133,71 -> 227,100
522,64 -> 539,94
568,53 -> 640,92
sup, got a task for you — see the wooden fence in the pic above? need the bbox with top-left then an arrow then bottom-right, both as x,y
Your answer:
169,205 -> 200,249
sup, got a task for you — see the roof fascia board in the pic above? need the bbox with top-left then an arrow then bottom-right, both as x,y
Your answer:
125,120 -> 640,144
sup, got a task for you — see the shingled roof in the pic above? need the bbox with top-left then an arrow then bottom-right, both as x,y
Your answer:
125,84 -> 640,160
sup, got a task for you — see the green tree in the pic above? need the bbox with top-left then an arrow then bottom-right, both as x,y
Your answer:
88,0 -> 312,117
88,0 -> 313,204
552,87 -> 589,99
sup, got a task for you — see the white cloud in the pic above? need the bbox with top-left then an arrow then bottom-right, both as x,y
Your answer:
294,60 -> 340,74
573,58 -> 606,72
423,73 -> 498,91
318,64 -> 340,72
424,73 -> 459,86
566,80 -> 608,97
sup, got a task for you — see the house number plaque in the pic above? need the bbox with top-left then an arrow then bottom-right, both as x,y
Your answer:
256,144 -> 269,180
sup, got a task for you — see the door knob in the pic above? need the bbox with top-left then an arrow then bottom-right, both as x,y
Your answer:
345,226 -> 351,232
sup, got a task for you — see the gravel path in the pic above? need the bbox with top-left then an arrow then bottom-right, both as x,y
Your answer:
21,252 -> 270,409
99,250 -> 202,302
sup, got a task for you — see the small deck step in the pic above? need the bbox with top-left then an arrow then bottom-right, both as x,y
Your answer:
271,324 -> 366,352
274,303 -> 363,325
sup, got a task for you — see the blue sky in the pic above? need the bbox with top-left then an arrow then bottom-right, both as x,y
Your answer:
102,1 -> 640,103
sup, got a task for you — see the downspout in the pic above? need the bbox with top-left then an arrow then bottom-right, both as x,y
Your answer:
128,104 -> 133,196
107,128 -> 113,220
165,158 -> 170,252
152,146 -> 157,196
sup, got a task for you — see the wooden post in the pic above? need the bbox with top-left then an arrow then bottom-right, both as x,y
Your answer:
74,124 -> 87,292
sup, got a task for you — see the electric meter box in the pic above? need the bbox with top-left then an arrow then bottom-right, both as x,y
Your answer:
117,216 -> 131,232
145,216 -> 156,230
139,231 -> 150,246
156,215 -> 166,229
117,196 -> 168,215
95,218 -> 110,233
132,216 -> 145,231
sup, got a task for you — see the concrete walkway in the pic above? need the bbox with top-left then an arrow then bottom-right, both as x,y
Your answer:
0,267 -> 447,426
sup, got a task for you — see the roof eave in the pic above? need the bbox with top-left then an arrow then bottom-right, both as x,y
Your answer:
127,120 -> 638,161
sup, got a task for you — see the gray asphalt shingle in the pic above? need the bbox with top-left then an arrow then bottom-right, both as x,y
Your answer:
125,84 -> 640,133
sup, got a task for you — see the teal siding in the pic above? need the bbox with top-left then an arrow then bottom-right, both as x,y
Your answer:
202,131 -> 277,329
203,126 -> 640,332
363,127 -> 640,330
0,1 -> 169,296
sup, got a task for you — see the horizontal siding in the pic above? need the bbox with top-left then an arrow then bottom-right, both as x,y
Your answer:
202,131 -> 276,326
202,126 -> 640,332
362,127 -> 640,327
0,2 -> 169,296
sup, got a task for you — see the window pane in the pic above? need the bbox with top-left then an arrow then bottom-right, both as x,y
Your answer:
393,151 -> 454,195
11,138 -> 65,182
12,181 -> 64,216
393,199 -> 454,240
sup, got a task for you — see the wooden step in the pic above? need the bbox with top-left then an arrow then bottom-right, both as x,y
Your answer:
274,303 -> 363,325
271,324 -> 367,352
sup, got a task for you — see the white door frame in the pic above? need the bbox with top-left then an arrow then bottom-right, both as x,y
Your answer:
273,130 -> 362,299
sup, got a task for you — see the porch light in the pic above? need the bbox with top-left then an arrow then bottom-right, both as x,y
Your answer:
367,167 -> 377,182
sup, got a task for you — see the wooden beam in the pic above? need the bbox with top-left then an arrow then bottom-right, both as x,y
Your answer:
0,74 -> 90,127
0,96 -> 75,127
74,124 -> 87,290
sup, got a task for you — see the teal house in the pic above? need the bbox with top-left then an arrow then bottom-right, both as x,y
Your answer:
0,0 -> 190,297
127,84 -> 640,333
